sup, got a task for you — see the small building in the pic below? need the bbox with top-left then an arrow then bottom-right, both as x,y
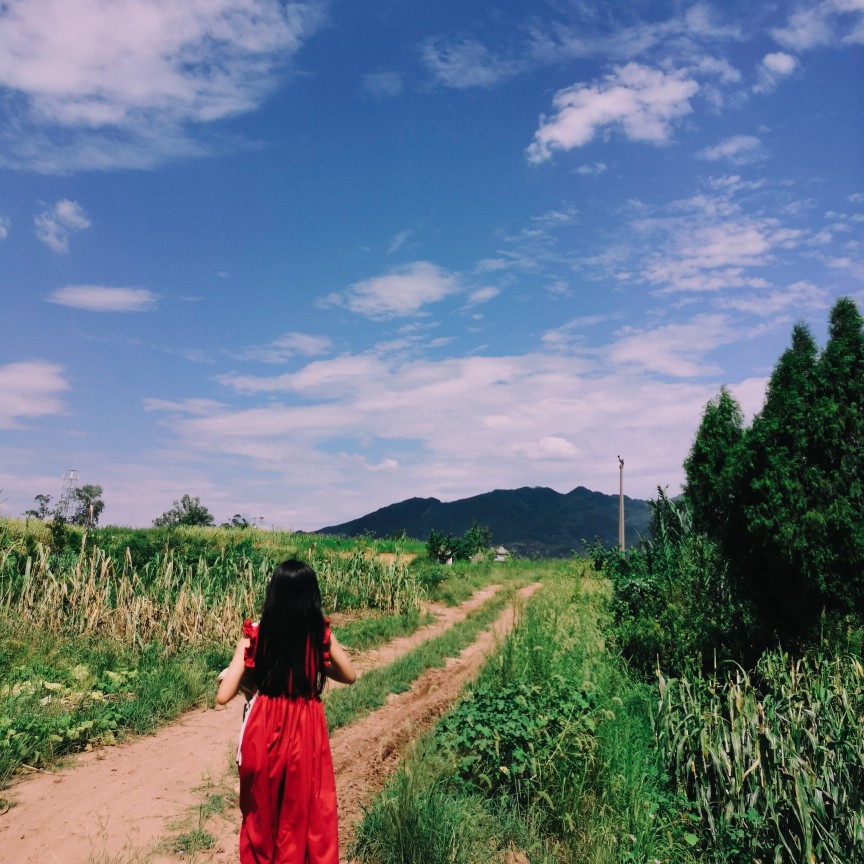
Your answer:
494,545 -> 509,563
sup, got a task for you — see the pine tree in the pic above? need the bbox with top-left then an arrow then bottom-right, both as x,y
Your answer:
683,385 -> 745,547
807,297 -> 864,618
740,323 -> 819,639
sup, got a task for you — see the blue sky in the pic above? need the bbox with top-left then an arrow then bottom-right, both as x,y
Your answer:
1,0 -> 862,530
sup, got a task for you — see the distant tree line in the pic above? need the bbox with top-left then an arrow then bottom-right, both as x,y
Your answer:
24,488 -> 253,531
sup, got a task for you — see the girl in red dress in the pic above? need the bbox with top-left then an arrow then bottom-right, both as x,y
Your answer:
217,559 -> 357,864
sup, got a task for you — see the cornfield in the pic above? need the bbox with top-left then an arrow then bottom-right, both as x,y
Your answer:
0,537 -> 423,650
656,650 -> 864,862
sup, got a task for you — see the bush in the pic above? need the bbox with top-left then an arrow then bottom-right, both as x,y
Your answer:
426,521 -> 492,563
597,490 -> 754,677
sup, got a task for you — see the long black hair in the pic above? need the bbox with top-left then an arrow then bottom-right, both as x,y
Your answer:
253,559 -> 326,698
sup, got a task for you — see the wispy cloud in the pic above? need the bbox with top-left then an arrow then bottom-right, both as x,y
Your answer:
714,280 -> 829,316
28,269 -> 777,524
465,286 -> 500,306
387,228 -> 413,255
630,192 -> 805,294
607,314 -> 737,377
421,38 -> 518,89
362,70 -> 403,99
0,0 -> 329,173
576,162 -> 608,175
772,1 -> 864,51
527,64 -> 699,163
0,360 -> 69,428
696,134 -> 763,164
149,344 -> 769,524
34,199 -> 91,252
47,285 -> 158,312
321,261 -> 461,319
233,332 -> 333,364
0,213 -> 9,239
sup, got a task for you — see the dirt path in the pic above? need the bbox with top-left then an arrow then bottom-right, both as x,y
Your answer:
0,582 -> 538,864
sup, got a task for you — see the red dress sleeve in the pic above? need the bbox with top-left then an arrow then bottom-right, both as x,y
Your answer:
242,619 -> 258,668
323,618 -> 332,667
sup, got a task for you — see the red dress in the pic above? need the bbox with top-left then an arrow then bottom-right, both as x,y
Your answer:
238,620 -> 338,864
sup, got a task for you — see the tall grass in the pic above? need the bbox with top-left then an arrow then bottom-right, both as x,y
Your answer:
656,650 -> 864,862
0,539 -> 423,649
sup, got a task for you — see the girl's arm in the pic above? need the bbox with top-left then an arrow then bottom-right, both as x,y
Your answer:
326,632 -> 357,684
216,636 -> 251,705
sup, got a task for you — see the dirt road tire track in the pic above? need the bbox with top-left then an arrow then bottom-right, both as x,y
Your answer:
0,582 -> 538,864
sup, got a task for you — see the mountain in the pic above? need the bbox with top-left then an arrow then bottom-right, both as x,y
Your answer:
317,485 -> 652,558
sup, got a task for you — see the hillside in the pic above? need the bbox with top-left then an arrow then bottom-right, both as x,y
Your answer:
317,485 -> 652,558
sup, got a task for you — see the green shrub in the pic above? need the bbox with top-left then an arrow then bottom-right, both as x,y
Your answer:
426,521 -> 492,563
596,490 -> 754,676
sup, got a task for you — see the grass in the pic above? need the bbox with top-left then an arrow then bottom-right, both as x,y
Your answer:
324,574 -> 529,732
335,607 -> 432,652
353,560 -> 704,864
0,619 -> 227,789
420,558 -> 499,606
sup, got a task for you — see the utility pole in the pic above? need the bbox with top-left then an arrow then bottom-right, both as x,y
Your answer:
617,456 -> 625,552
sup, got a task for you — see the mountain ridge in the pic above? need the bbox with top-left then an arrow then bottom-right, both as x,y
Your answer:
317,485 -> 652,558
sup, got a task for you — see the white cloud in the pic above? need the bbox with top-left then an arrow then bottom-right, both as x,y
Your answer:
763,52 -> 798,75
0,360 -> 69,428
233,332 -> 333,364
362,70 -> 403,99
714,280 -> 829,316
542,315 -> 608,349
527,64 -> 698,164
628,193 -> 806,294
772,1 -> 864,50
696,135 -> 763,164
47,285 -> 158,312
514,435 -> 580,461
576,162 -> 607,175
421,38 -> 518,89
322,261 -> 461,319
0,0 -> 328,173
34,199 -> 91,252
466,286 -> 500,306
150,347 -> 749,523
607,314 -> 737,377
754,52 -> 798,93
0,214 -> 9,239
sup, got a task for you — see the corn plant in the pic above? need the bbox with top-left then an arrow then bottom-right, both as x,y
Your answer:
655,650 -> 864,862
0,540 -> 423,650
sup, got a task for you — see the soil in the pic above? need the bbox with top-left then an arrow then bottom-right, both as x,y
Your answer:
0,582 -> 540,864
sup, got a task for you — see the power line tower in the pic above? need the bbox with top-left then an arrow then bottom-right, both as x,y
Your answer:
56,468 -> 80,521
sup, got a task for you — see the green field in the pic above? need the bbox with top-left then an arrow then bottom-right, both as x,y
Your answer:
2,513 -> 862,863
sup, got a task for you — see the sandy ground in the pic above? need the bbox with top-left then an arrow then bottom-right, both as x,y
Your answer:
0,582 -> 539,864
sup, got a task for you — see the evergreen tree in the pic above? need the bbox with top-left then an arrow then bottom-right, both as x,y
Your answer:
740,323 -> 819,639
807,297 -> 864,618
683,386 -> 745,548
